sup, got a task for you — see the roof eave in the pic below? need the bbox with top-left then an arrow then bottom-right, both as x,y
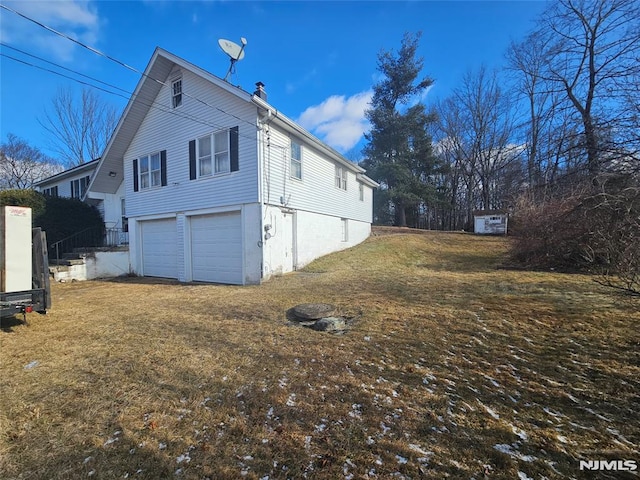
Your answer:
34,159 -> 100,187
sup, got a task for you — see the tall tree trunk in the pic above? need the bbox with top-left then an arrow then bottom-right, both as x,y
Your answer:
395,201 -> 407,227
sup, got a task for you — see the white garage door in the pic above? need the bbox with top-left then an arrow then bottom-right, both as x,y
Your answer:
141,218 -> 178,279
190,212 -> 242,284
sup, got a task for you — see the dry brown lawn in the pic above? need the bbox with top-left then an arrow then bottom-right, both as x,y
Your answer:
1,230 -> 638,479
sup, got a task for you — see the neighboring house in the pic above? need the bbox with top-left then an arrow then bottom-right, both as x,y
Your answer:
34,158 -> 127,238
473,210 -> 508,235
80,47 -> 377,285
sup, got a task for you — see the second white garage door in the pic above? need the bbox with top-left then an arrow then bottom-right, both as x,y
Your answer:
190,212 -> 243,284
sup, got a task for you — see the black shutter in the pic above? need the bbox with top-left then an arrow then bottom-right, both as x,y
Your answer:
160,150 -> 167,186
133,159 -> 139,192
189,140 -> 196,180
70,180 -> 75,198
230,126 -> 239,172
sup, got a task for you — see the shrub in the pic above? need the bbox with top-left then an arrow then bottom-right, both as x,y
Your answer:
0,189 -> 46,219
510,174 -> 640,295
34,196 -> 104,246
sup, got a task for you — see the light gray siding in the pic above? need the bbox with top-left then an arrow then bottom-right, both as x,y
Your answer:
261,123 -> 373,223
125,69 -> 259,218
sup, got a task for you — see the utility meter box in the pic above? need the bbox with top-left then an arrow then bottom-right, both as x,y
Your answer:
1,206 -> 33,293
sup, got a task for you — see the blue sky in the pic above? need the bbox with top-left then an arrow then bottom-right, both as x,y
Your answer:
0,0 -> 548,161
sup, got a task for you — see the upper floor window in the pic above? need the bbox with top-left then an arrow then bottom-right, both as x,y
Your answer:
71,175 -> 90,199
133,151 -> 167,192
189,127 -> 239,181
197,130 -> 230,177
335,166 -> 347,190
139,152 -> 162,189
172,78 -> 182,108
290,140 -> 302,179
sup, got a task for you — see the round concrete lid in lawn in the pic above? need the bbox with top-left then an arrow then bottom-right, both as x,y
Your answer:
291,303 -> 337,320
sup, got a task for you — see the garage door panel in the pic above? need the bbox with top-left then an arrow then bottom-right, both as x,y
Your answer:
141,218 -> 178,279
191,212 -> 242,284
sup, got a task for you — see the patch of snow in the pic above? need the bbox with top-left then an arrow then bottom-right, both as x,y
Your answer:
395,455 -> 408,465
511,425 -> 528,441
493,444 -> 536,462
286,394 -> 296,406
477,400 -> 500,419
24,360 -> 39,370
542,407 -> 565,418
104,436 -> 119,446
583,408 -> 612,422
409,443 -> 434,457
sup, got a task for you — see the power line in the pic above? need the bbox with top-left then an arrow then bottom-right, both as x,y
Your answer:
1,46 -> 288,151
0,2 -> 259,130
0,52 -> 222,131
1,42 -> 131,95
1,52 -> 130,100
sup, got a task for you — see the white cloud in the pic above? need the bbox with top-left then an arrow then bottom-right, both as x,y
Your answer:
1,0 -> 100,62
297,90 -> 373,152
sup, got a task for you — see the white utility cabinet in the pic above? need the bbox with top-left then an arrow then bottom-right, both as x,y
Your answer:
1,206 -> 33,293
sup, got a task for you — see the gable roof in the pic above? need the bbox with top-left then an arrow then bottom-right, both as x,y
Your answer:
90,48 -> 253,194
34,158 -> 99,188
90,47 -> 377,194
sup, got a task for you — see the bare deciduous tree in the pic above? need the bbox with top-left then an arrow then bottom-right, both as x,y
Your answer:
39,87 -> 119,167
0,133 -> 63,190
533,0 -> 640,175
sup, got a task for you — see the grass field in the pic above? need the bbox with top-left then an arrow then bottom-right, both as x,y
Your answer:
1,230 -> 638,479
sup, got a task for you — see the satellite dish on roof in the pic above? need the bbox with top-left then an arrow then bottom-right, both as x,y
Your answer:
218,37 -> 247,82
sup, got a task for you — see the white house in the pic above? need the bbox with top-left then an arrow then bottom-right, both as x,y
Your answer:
34,158 -> 126,236
79,47 -> 377,285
